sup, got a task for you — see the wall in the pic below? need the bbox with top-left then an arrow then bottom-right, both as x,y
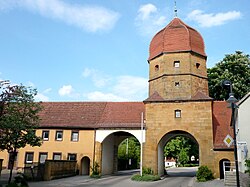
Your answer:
143,100 -> 233,178
238,94 -> 250,172
0,129 -> 95,173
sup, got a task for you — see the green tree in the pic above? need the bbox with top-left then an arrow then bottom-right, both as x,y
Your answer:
0,81 -> 43,184
164,136 -> 198,166
118,137 -> 140,169
208,51 -> 250,100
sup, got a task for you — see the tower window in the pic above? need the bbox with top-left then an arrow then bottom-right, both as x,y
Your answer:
175,82 -> 180,87
196,63 -> 200,69
155,65 -> 159,72
175,110 -> 181,118
174,61 -> 180,68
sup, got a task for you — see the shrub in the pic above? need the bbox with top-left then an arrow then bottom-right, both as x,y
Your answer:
90,162 -> 101,178
245,159 -> 250,175
196,165 -> 214,182
142,167 -> 154,175
131,174 -> 160,181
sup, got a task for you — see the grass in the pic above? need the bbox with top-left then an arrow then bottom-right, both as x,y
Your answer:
131,174 -> 161,182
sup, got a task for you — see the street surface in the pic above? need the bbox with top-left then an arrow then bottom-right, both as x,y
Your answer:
28,167 -> 197,187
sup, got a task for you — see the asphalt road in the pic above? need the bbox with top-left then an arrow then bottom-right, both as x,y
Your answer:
28,167 -> 197,187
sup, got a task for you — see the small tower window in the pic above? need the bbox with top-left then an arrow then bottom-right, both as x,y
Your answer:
174,61 -> 180,68
196,63 -> 200,69
175,110 -> 181,118
175,82 -> 180,87
155,65 -> 159,72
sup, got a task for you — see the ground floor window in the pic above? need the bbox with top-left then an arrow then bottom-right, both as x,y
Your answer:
53,153 -> 62,160
25,152 -> 34,164
68,153 -> 77,161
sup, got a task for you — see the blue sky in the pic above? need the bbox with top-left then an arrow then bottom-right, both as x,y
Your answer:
0,0 -> 249,102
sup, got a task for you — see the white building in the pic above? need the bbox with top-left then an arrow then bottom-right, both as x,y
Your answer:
237,92 -> 250,172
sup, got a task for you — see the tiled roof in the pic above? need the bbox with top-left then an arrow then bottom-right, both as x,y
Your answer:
212,101 -> 234,149
149,18 -> 206,60
144,91 -> 165,102
191,91 -> 212,101
39,101 -> 233,149
39,102 -> 144,129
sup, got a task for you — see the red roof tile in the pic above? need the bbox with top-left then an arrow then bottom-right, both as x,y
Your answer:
144,91 -> 165,102
212,101 -> 234,149
149,18 -> 206,60
39,102 -> 144,129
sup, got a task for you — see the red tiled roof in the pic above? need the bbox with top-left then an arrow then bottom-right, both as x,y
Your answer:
39,102 -> 144,129
149,18 -> 206,60
39,101 -> 233,149
144,91 -> 165,102
191,91 -> 212,101
212,101 -> 234,149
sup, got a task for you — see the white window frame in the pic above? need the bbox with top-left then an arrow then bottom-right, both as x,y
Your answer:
175,110 -> 181,118
42,130 -> 49,141
25,152 -> 34,164
53,153 -> 62,160
174,61 -> 180,68
55,131 -> 63,141
71,131 -> 79,142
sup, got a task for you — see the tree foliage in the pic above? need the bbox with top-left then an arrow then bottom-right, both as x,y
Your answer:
208,51 -> 250,100
118,137 -> 140,169
164,136 -> 198,166
0,81 -> 43,183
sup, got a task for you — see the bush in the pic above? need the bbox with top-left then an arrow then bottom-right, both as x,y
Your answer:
196,165 -> 214,182
245,159 -> 250,175
90,162 -> 101,178
131,174 -> 160,181
142,167 -> 154,175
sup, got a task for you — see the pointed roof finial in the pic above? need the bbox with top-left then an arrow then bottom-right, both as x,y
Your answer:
174,0 -> 178,17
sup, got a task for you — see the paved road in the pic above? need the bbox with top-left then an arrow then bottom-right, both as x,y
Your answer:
1,167 -> 224,187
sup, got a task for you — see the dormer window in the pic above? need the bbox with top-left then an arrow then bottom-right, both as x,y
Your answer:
174,61 -> 180,68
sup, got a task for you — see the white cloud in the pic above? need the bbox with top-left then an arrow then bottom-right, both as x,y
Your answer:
0,0 -> 120,32
86,91 -> 127,102
35,93 -> 49,101
135,3 -> 167,37
58,85 -> 74,96
82,68 -> 111,88
187,10 -> 242,27
114,76 -> 148,99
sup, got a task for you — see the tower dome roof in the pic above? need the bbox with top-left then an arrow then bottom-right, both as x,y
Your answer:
149,18 -> 206,60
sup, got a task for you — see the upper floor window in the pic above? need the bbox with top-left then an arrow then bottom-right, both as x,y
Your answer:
55,130 -> 63,141
25,152 -> 34,164
42,130 -> 49,141
196,63 -> 200,69
155,65 -> 159,72
174,61 -> 180,68
175,110 -> 181,118
71,131 -> 79,142
175,82 -> 180,87
53,153 -> 62,160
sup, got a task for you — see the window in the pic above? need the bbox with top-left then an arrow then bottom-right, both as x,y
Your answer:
68,153 -> 77,161
174,61 -> 180,68
39,153 -> 48,164
155,65 -> 159,72
53,153 -> 62,160
55,131 -> 63,141
25,152 -> 34,164
175,82 -> 180,87
71,131 -> 79,142
196,63 -> 200,69
175,110 -> 181,118
42,130 -> 49,141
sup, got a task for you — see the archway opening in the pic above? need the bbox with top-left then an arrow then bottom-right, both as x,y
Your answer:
118,137 -> 140,171
158,130 -> 199,176
219,159 -> 230,179
81,156 -> 90,175
101,131 -> 141,175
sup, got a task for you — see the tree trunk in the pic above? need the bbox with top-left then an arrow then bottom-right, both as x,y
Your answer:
8,150 -> 16,184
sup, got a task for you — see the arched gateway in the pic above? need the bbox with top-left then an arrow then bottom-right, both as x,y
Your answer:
93,17 -> 235,178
